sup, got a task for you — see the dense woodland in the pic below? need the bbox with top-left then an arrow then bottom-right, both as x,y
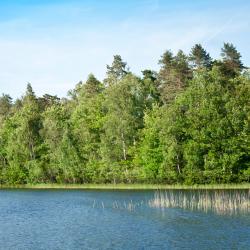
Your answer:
0,43 -> 249,185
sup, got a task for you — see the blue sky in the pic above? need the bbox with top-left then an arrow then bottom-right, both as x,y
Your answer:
0,0 -> 249,98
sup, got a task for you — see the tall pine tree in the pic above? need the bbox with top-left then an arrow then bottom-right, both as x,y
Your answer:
189,44 -> 212,70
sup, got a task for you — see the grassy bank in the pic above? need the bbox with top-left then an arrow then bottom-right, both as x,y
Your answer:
0,183 -> 249,190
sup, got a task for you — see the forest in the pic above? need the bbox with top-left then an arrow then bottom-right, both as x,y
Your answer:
0,43 -> 249,185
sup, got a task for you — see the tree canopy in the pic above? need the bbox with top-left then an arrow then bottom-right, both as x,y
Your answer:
0,43 -> 249,185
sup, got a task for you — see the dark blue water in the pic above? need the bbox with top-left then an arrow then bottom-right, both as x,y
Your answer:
0,190 -> 249,250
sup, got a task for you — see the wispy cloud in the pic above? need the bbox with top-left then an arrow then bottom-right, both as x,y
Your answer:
0,0 -> 249,98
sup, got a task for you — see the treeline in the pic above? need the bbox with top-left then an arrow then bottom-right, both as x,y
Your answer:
0,43 -> 249,185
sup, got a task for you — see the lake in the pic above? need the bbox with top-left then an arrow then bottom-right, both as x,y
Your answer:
0,189 -> 249,249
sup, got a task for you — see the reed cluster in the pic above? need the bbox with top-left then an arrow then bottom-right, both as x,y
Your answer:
148,190 -> 250,215
91,199 -> 146,212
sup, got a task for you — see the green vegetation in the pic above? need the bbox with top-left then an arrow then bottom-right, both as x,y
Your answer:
0,43 -> 249,185
0,183 -> 249,190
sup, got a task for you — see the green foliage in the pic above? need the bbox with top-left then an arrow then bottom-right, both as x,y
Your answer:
141,69 -> 160,106
0,85 -> 42,184
158,68 -> 250,184
104,55 -> 128,86
0,43 -> 249,185
189,44 -> 212,70
100,74 -> 144,183
219,42 -> 244,77
158,50 -> 191,103
70,74 -> 105,182
135,105 -> 164,182
0,94 -> 12,119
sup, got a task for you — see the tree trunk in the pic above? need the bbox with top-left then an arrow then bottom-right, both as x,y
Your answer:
121,132 -> 127,161
176,154 -> 181,174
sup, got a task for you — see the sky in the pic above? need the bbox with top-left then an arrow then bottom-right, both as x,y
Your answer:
0,0 -> 249,99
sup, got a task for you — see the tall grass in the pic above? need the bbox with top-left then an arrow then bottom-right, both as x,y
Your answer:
1,183 -> 249,190
148,190 -> 250,215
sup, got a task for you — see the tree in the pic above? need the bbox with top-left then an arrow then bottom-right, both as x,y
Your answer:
41,103 -> 71,182
142,70 -> 157,82
101,74 -> 144,183
25,83 -> 36,99
38,94 -> 60,111
0,86 -> 43,184
81,74 -> 103,98
158,50 -> 191,103
53,128 -> 82,183
104,55 -> 128,86
135,105 -> 164,182
0,94 -> 12,125
70,74 -> 105,182
67,81 -> 83,101
175,50 -> 192,80
160,68 -> 250,184
0,44 -> 249,185
220,42 -> 244,77
189,44 -> 212,70
141,69 -> 160,107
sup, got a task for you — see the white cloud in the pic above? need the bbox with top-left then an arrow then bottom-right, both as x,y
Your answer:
0,1 -> 249,98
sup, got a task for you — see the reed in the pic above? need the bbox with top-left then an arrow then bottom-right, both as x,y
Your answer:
111,199 -> 141,212
148,190 -> 250,215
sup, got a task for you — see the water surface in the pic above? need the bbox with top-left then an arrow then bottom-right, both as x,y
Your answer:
0,189 -> 249,249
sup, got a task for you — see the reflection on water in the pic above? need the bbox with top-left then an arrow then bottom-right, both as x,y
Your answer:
0,189 -> 249,249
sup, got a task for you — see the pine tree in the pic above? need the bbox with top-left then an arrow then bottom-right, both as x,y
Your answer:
220,42 -> 244,76
189,44 -> 212,69
158,50 -> 191,103
25,83 -> 35,97
0,94 -> 12,119
104,55 -> 128,86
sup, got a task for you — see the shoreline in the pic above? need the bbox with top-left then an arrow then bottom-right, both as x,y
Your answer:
0,183 -> 249,190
